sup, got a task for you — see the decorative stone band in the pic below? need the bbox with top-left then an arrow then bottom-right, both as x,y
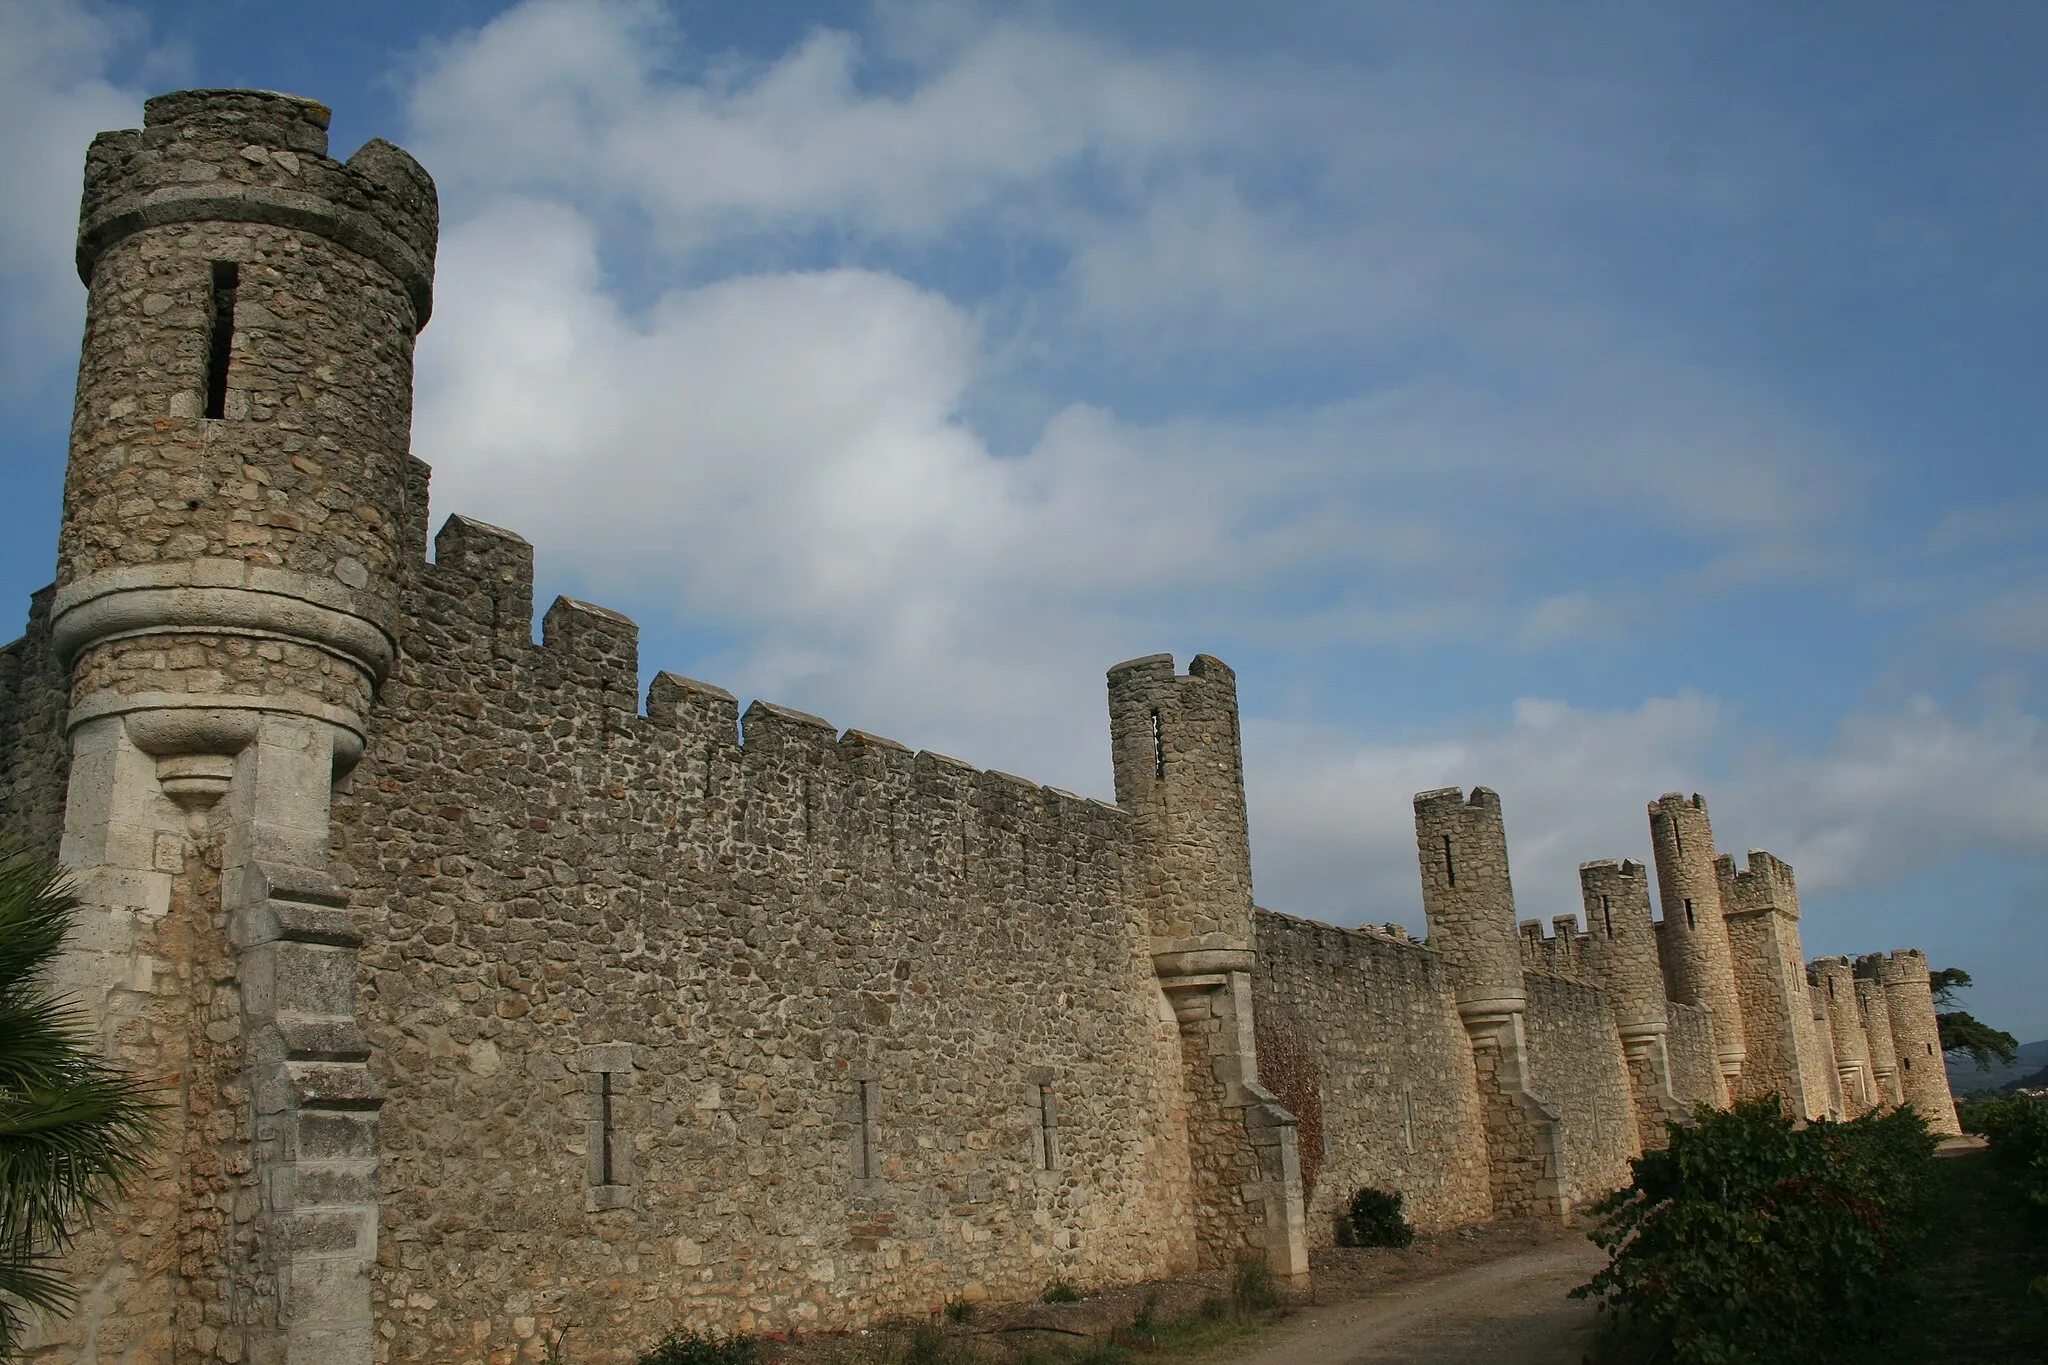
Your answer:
68,692 -> 368,773
53,561 -> 392,796
76,181 -> 434,326
1152,946 -> 1258,978
53,560 -> 396,681
1455,991 -> 1530,1032
1615,1017 -> 1671,1059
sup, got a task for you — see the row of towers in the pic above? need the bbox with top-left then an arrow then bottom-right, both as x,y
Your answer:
1416,786 -> 1960,1153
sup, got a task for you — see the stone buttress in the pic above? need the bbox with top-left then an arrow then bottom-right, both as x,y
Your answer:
1715,851 -> 1828,1117
1413,788 -> 1566,1222
1108,654 -> 1308,1282
1647,794 -> 1743,1094
41,89 -> 434,1363
1578,859 -> 1688,1148
1872,950 -> 1962,1135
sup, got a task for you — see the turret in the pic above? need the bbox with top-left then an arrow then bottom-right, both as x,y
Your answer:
1580,858 -> 1667,1056
53,88 -> 436,802
1414,787 -> 1525,1026
1852,963 -> 1903,1108
1873,950 -> 1961,1135
1813,957 -> 1874,1114
43,90 -> 436,1363
1647,793 -> 1746,1083
1108,653 -> 1254,977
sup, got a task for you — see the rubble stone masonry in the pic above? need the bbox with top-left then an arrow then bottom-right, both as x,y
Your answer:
2,88 -> 1964,1363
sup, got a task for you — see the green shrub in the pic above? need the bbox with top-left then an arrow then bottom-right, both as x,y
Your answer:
1335,1187 -> 1415,1248
942,1296 -> 975,1324
1967,1094 -> 2048,1206
1230,1255 -> 1282,1312
1574,1097 -> 1937,1365
637,1328 -> 759,1365
1039,1276 -> 1083,1303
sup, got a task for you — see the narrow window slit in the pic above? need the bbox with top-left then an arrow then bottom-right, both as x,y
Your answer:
855,1079 -> 878,1180
1684,897 -> 1695,930
1442,834 -> 1456,887
1673,822 -> 1684,858
204,261 -> 238,419
1601,894 -> 1613,939
598,1070 -> 615,1186
1150,709 -> 1165,780
1037,1084 -> 1059,1171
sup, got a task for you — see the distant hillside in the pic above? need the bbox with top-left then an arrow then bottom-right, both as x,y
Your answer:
1949,1038 -> 2048,1093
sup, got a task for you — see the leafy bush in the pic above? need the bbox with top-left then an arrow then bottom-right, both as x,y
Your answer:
1230,1255 -> 1282,1312
1335,1187 -> 1415,1248
1574,1097 -> 1937,1365
1967,1094 -> 2048,1207
1965,1094 -> 2048,1297
1039,1276 -> 1083,1303
637,1328 -> 759,1365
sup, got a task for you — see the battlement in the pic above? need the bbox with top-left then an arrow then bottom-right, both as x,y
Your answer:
1517,913 -> 1597,983
1716,849 -> 1800,920
79,89 -> 437,322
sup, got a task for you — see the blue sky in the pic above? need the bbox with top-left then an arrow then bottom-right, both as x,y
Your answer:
3,0 -> 2044,1040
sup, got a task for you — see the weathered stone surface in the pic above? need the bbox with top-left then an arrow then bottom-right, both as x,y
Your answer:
0,85 -> 1966,1365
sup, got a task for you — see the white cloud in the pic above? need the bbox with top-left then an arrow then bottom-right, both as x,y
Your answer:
404,0 -> 1202,247
0,0 -> 146,400
1246,690 -> 2048,938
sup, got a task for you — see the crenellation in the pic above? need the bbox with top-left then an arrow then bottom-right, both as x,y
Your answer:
6,86 -> 1966,1365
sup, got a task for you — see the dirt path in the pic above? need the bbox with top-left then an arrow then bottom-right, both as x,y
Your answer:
1218,1237 -> 1608,1365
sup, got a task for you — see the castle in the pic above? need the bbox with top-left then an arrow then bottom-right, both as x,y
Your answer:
0,90 -> 1959,1364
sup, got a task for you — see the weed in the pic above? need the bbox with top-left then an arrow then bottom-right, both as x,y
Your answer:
1231,1256 -> 1282,1313
1039,1277 -> 1083,1303
637,1327 -> 760,1365
942,1298 -> 975,1324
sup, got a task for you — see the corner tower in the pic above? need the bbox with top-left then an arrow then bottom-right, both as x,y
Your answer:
1647,793 -> 1746,1085
1873,950 -> 1962,1135
45,90 -> 434,1364
1108,654 -> 1306,1284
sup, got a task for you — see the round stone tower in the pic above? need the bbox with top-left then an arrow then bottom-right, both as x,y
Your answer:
52,88 -> 435,800
1647,792 -> 1746,1083
1853,966 -> 1904,1108
1107,652 -> 1255,976
42,89 -> 435,1363
1876,950 -> 1961,1136
1580,857 -> 1668,1056
1414,786 -> 1526,1028
1814,956 -> 1874,1114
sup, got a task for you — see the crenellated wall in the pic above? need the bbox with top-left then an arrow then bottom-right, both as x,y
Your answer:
332,515 -> 1201,1352
0,83 -> 1970,1365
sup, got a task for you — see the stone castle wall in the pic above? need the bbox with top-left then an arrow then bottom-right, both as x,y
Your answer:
333,515 -> 1199,1353
1251,910 -> 1492,1240
0,84 -> 1971,1365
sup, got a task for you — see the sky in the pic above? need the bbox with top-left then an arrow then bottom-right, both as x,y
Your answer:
2,0 -> 2044,1040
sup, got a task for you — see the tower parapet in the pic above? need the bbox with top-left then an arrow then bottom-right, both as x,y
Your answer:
1872,950 -> 1961,1135
1648,793 -> 1745,1085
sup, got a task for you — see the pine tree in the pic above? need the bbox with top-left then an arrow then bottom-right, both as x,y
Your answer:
0,847 -> 159,1352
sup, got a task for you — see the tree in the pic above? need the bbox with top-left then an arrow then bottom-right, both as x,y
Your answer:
1929,966 -> 2019,1072
0,848 -> 159,1353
